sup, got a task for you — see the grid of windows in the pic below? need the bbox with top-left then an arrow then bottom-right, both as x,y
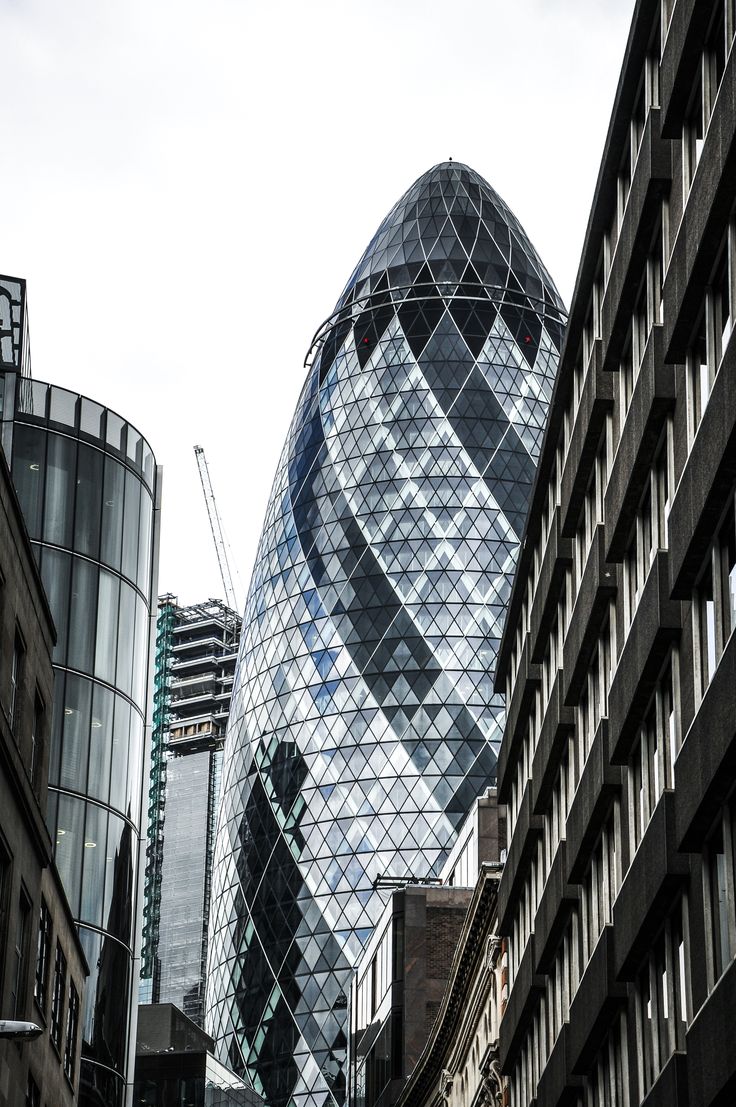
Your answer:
208,162 -> 566,1107
6,375 -> 158,1105
500,4 -> 736,1106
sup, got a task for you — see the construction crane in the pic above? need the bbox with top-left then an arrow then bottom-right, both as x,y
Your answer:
194,445 -> 239,613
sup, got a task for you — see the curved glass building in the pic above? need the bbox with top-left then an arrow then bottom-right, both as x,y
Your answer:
2,365 -> 159,1107
207,162 -> 565,1107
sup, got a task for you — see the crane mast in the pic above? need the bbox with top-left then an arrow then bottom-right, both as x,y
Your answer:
194,445 -> 239,613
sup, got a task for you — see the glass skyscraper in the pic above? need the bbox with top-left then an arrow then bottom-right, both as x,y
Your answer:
1,281 -> 160,1107
207,162 -> 565,1107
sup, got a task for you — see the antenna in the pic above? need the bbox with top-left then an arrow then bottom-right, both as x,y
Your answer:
194,445 -> 239,613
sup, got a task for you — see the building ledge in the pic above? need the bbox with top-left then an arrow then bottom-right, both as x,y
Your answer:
531,670 -> 575,817
605,326 -> 674,561
532,840 -> 579,976
497,784 -> 543,934
668,337 -> 736,598
530,509 -> 573,665
497,636 -> 541,804
608,551 -> 681,763
499,934 -> 544,1074
686,956 -> 736,1106
601,108 -> 672,372
613,790 -> 689,980
560,345 -> 614,539
562,526 -> 618,705
568,927 -> 626,1076
676,629 -> 736,851
640,1051 -> 689,1107
565,719 -> 621,884
664,41 -> 736,362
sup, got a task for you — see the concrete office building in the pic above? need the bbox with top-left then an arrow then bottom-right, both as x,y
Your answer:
494,1 -> 736,1104
1,274 -> 161,1106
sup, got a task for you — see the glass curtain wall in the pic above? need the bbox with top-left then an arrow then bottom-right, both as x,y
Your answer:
207,162 -> 566,1107
6,374 -> 158,1107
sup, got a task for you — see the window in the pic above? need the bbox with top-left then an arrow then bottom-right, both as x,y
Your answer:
683,73 -> 705,190
30,694 -> 45,793
581,804 -> 620,968
50,942 -> 67,1052
623,425 -> 673,632
0,840 -> 10,998
687,227 -> 734,443
11,890 -> 31,1018
704,792 -> 736,990
694,492 -> 736,698
631,78 -> 646,168
704,1 -> 727,123
629,653 -> 679,852
34,898 -> 52,1016
697,557 -> 717,690
64,982 -> 79,1083
632,276 -> 648,368
25,1074 -> 41,1107
661,0 -> 675,50
585,1013 -> 630,1107
617,145 -> 632,230
637,899 -> 689,1098
10,629 -> 25,736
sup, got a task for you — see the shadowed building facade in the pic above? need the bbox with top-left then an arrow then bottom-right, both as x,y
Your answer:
206,162 -> 565,1107
1,276 -> 161,1107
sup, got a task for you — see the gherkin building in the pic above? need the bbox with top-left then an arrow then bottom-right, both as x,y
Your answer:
207,162 -> 565,1107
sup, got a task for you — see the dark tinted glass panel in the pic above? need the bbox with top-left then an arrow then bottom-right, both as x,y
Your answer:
12,424 -> 46,538
59,673 -> 91,795
121,469 -> 141,583
74,444 -> 103,558
95,570 -> 120,685
109,699 -> 131,815
78,925 -> 130,1080
68,557 -> 98,673
132,595 -> 150,705
80,804 -> 108,929
88,683 -> 115,805
115,581 -> 136,697
101,458 -> 125,571
55,793 -> 84,916
137,486 -> 154,594
39,546 -> 71,664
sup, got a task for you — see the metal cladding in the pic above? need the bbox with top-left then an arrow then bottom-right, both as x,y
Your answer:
207,162 -> 566,1107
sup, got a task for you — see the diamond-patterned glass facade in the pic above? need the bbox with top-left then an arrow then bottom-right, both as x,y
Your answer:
207,162 -> 565,1107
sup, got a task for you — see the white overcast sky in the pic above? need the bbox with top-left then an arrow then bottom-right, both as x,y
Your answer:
2,0 -> 633,608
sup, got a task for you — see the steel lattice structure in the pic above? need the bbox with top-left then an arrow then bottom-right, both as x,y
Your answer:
207,163 -> 566,1107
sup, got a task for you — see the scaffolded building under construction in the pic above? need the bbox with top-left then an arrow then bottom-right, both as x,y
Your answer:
140,597 -> 242,1027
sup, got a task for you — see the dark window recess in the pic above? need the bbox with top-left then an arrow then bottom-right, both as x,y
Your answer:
30,694 -> 45,793
64,982 -> 79,1083
25,1073 -> 41,1107
50,942 -> 67,1052
34,898 -> 52,1016
11,891 -> 31,1018
10,629 -> 25,736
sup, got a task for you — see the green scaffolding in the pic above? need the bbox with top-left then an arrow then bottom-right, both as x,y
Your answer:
140,594 -> 177,987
